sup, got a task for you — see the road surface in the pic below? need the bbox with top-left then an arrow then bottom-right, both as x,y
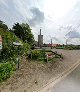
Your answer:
46,64 -> 80,92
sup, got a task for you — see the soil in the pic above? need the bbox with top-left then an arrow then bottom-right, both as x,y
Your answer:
0,49 -> 80,92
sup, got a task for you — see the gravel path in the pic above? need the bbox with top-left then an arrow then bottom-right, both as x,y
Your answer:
0,50 -> 80,92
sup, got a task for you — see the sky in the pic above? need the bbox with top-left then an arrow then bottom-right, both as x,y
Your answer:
0,0 -> 80,44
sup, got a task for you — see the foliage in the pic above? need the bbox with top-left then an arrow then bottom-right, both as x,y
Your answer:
0,28 -> 18,61
0,21 -> 32,82
64,45 -> 80,50
31,50 -> 63,62
0,20 -> 8,31
21,23 -> 34,44
55,46 -> 65,49
12,23 -> 34,45
31,50 -> 41,60
39,50 -> 46,58
0,62 -> 15,82
0,28 -> 29,61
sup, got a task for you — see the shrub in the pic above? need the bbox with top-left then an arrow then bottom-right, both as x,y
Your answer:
40,50 -> 46,58
0,28 -> 30,62
32,50 -> 41,60
0,62 -> 15,82
31,50 -> 47,60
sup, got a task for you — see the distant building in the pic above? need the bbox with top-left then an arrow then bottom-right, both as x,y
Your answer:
45,44 -> 61,47
38,29 -> 43,48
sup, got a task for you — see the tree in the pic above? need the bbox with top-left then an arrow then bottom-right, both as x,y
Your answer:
21,23 -> 34,44
0,24 -> 30,61
12,23 -> 34,45
0,20 -> 8,31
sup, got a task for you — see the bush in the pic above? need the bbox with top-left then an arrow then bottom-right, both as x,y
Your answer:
0,62 -> 15,82
31,50 -> 47,60
40,50 -> 46,58
31,50 -> 63,62
32,50 -> 41,60
38,58 -> 47,61
64,45 -> 80,50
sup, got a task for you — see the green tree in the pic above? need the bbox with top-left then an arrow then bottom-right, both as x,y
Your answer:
12,23 -> 34,45
21,23 -> 34,44
0,20 -> 8,31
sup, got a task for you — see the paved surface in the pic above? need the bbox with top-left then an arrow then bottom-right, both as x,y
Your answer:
47,64 -> 80,92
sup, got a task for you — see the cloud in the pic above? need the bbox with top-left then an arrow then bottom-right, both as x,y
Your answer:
0,0 -> 29,27
58,24 -> 76,32
0,0 -> 44,28
66,31 -> 80,38
13,0 -> 31,20
28,7 -> 44,27
0,0 -> 9,8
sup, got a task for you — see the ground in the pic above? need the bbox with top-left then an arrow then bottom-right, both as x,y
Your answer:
0,49 -> 80,92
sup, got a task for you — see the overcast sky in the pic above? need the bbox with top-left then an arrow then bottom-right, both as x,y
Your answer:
0,0 -> 80,44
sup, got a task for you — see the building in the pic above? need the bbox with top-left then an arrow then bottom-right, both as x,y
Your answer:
45,44 -> 61,47
38,29 -> 43,48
